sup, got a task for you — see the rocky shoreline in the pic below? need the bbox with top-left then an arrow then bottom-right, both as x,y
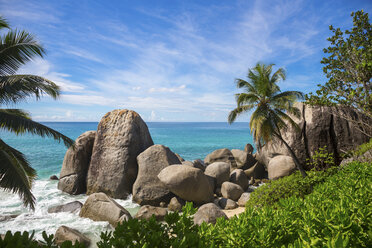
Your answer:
50,105 -> 370,245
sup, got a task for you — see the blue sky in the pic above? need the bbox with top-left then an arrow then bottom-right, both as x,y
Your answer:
1,0 -> 371,122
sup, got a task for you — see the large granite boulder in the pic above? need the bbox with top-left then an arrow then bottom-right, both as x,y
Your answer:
231,149 -> 256,170
230,169 -> 248,191
86,110 -> 153,199
204,162 -> 230,187
158,165 -> 214,205
204,148 -> 237,171
54,226 -> 90,246
135,205 -> 168,221
221,182 -> 244,201
58,131 -> 96,194
257,103 -> 371,168
133,145 -> 180,206
193,203 -> 228,225
268,155 -> 296,180
48,201 -> 83,214
79,192 -> 132,227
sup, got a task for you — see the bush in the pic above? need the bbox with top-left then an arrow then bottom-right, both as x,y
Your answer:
246,167 -> 337,208
203,161 -> 372,247
306,146 -> 336,170
353,138 -> 372,157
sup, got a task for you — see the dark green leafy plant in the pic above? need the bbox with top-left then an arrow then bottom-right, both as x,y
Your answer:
306,146 -> 335,170
306,10 -> 372,137
0,231 -> 85,247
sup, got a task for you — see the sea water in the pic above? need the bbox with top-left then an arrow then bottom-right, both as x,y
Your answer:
0,122 -> 252,243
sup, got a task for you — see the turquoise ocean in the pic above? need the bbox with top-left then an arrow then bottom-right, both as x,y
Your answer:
0,122 -> 253,243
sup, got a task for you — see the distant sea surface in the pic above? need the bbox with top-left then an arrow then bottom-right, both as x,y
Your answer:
0,122 -> 253,243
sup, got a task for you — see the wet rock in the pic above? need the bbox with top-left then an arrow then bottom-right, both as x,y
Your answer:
48,201 -> 83,214
54,226 -> 90,246
50,175 -> 58,180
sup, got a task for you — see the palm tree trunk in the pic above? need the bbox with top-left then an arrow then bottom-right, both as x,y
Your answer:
274,133 -> 308,177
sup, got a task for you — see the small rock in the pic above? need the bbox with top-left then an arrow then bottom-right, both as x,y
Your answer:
249,177 -> 255,185
218,198 -> 238,210
159,202 -> 167,208
168,197 -> 185,212
193,203 -> 228,225
50,175 -> 58,180
48,201 -> 83,214
221,182 -> 244,201
135,205 -> 168,221
54,226 -> 90,246
238,193 -> 251,207
0,215 -> 18,222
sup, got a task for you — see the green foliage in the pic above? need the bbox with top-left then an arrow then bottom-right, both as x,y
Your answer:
203,161 -> 371,247
97,202 -> 205,248
246,167 -> 337,208
0,15 -> 74,209
306,146 -> 336,170
228,62 -> 307,177
0,231 -> 85,248
3,162 -> 371,247
306,10 -> 372,114
353,138 -> 372,156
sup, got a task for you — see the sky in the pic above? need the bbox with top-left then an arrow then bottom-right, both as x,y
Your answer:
1,0 -> 371,122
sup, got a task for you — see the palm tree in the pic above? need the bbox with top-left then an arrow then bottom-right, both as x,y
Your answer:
228,63 -> 307,177
0,16 -> 74,209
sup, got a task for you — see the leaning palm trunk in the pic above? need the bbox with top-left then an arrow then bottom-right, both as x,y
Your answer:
273,132 -> 307,177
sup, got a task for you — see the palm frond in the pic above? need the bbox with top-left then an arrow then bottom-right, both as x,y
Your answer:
0,16 -> 10,30
271,91 -> 304,103
0,30 -> 45,75
235,93 -> 259,106
228,104 -> 255,124
0,75 -> 60,104
275,109 -> 301,132
0,109 -> 74,147
235,78 -> 257,94
0,138 -> 36,209
271,67 -> 286,83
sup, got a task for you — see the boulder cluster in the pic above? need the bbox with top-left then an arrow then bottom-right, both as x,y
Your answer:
51,105 -> 370,244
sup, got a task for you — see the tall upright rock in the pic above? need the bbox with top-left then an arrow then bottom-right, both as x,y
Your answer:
86,110 -> 153,199
257,103 -> 371,168
58,131 -> 96,194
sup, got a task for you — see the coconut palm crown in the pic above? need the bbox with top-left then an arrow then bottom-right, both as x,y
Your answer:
228,63 -> 307,177
0,16 -> 74,209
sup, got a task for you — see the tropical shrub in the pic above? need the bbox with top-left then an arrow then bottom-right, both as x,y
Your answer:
306,146 -> 336,170
246,167 -> 337,208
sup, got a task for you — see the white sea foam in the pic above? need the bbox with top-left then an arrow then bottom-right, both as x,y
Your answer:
0,179 -> 140,246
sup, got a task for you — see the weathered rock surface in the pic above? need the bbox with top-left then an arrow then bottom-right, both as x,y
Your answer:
244,162 -> 266,179
218,198 -> 238,210
244,144 -> 254,154
168,197 -> 185,212
48,201 -> 83,214
58,131 -> 96,195
50,175 -> 58,180
230,169 -> 248,191
193,159 -> 207,171
87,110 -> 153,199
135,205 -> 168,221
133,145 -> 180,206
257,103 -> 371,168
221,182 -> 244,201
204,148 -> 237,171
268,155 -> 296,180
54,226 -> 90,246
193,203 -> 228,225
175,153 -> 185,162
79,193 -> 132,227
204,162 -> 230,187
340,149 -> 372,166
231,149 -> 256,170
238,193 -> 251,207
158,165 -> 214,205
